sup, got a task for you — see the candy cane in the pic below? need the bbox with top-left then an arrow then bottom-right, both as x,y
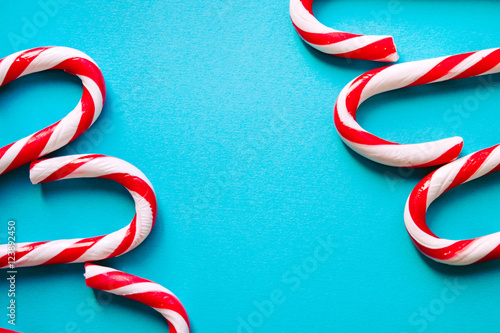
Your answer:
334,48 -> 500,167
405,144 -> 500,265
290,0 -> 398,62
0,154 -> 156,268
0,328 -> 19,333
0,47 -> 105,175
85,263 -> 190,333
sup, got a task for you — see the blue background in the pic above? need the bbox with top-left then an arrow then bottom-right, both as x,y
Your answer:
1,0 -> 500,332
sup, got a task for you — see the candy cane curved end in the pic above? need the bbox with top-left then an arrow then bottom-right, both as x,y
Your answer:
85,263 -> 190,333
290,0 -> 398,62
334,48 -> 500,167
0,46 -> 105,175
405,144 -> 500,265
0,154 -> 157,268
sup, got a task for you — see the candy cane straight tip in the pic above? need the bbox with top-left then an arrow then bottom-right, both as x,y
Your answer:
290,0 -> 399,62
0,154 -> 157,268
334,48 -> 500,168
85,263 -> 190,333
405,144 -> 500,265
0,46 -> 105,175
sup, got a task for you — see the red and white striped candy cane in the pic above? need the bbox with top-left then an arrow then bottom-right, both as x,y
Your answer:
290,0 -> 398,62
0,154 -> 157,268
335,48 -> 500,167
405,144 -> 500,265
85,263 -> 190,333
0,47 -> 105,175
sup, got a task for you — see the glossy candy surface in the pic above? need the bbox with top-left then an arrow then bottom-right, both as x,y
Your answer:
335,48 -> 500,167
405,144 -> 500,265
290,0 -> 398,61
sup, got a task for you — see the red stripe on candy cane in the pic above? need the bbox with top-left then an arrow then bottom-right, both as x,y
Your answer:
0,47 -> 105,175
405,144 -> 500,265
290,0 -> 398,62
85,263 -> 190,333
0,154 -> 157,268
334,48 -> 500,167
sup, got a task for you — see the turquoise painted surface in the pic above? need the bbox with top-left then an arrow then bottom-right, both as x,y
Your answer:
1,1 -> 500,332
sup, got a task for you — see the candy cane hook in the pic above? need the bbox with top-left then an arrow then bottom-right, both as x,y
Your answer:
290,0 -> 398,62
405,144 -> 500,265
85,264 -> 190,333
0,154 -> 157,268
334,48 -> 500,167
0,47 -> 105,175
